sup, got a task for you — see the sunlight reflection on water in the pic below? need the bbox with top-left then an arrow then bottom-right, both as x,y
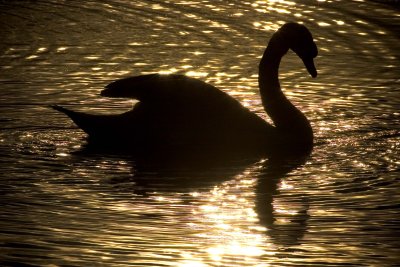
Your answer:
0,0 -> 399,266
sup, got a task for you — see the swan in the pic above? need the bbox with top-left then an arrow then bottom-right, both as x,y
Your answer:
52,22 -> 318,155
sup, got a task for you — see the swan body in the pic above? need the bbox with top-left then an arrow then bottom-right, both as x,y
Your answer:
53,22 -> 318,155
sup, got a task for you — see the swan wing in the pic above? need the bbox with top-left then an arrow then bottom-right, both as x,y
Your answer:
101,74 -> 274,145
101,74 -> 230,105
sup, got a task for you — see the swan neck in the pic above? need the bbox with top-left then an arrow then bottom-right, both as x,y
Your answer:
258,37 -> 313,148
258,39 -> 288,111
259,47 -> 284,93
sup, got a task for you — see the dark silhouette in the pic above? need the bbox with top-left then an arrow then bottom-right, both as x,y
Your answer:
54,22 -> 318,247
52,22 -> 318,156
255,155 -> 311,248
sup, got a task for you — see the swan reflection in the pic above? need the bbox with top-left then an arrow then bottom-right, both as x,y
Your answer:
83,148 -> 311,263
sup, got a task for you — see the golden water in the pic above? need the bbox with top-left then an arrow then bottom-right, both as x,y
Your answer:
0,0 -> 399,266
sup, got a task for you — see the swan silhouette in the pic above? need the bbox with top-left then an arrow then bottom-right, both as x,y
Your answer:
52,22 -> 318,155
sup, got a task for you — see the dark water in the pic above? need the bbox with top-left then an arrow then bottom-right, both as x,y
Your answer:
1,0 -> 399,266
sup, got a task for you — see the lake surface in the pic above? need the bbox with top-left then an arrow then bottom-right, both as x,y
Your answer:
1,0 -> 399,266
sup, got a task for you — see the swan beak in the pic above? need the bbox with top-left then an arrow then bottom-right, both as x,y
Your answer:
302,57 -> 317,78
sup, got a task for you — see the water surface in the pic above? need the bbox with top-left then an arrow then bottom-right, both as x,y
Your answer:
1,0 -> 399,266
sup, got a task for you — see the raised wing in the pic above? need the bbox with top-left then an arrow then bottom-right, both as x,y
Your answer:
101,74 -> 229,105
100,73 -> 272,137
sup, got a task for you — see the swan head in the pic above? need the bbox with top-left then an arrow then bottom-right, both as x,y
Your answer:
276,23 -> 318,78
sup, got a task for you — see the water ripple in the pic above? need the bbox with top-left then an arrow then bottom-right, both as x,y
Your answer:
1,0 -> 399,266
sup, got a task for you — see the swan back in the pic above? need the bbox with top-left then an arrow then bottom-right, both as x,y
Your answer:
101,74 -> 224,103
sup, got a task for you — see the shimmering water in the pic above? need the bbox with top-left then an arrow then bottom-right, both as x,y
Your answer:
1,0 -> 399,266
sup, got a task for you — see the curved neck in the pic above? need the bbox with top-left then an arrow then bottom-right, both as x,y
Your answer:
258,41 -> 287,108
258,37 -> 313,147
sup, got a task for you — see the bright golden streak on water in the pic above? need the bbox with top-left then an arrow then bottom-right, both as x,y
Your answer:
253,22 -> 262,27
56,47 -> 67,52
279,180 -> 294,190
206,243 -> 265,258
181,65 -> 193,69
181,163 -> 280,265
26,55 -> 39,60
128,42 -> 143,46
269,7 -> 291,14
85,56 -> 100,60
134,62 -> 149,66
178,260 -> 207,267
334,20 -> 345,25
252,20 -> 281,31
158,68 -> 179,75
151,4 -> 164,9
186,71 -> 209,78
191,51 -> 206,56
318,22 -> 331,27
275,208 -> 299,215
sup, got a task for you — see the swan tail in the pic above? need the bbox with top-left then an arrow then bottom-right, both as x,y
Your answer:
51,105 -> 100,136
51,105 -> 143,150
51,105 -> 82,123
51,104 -> 71,115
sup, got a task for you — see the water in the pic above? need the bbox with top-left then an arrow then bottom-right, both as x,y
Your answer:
1,0 -> 399,266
